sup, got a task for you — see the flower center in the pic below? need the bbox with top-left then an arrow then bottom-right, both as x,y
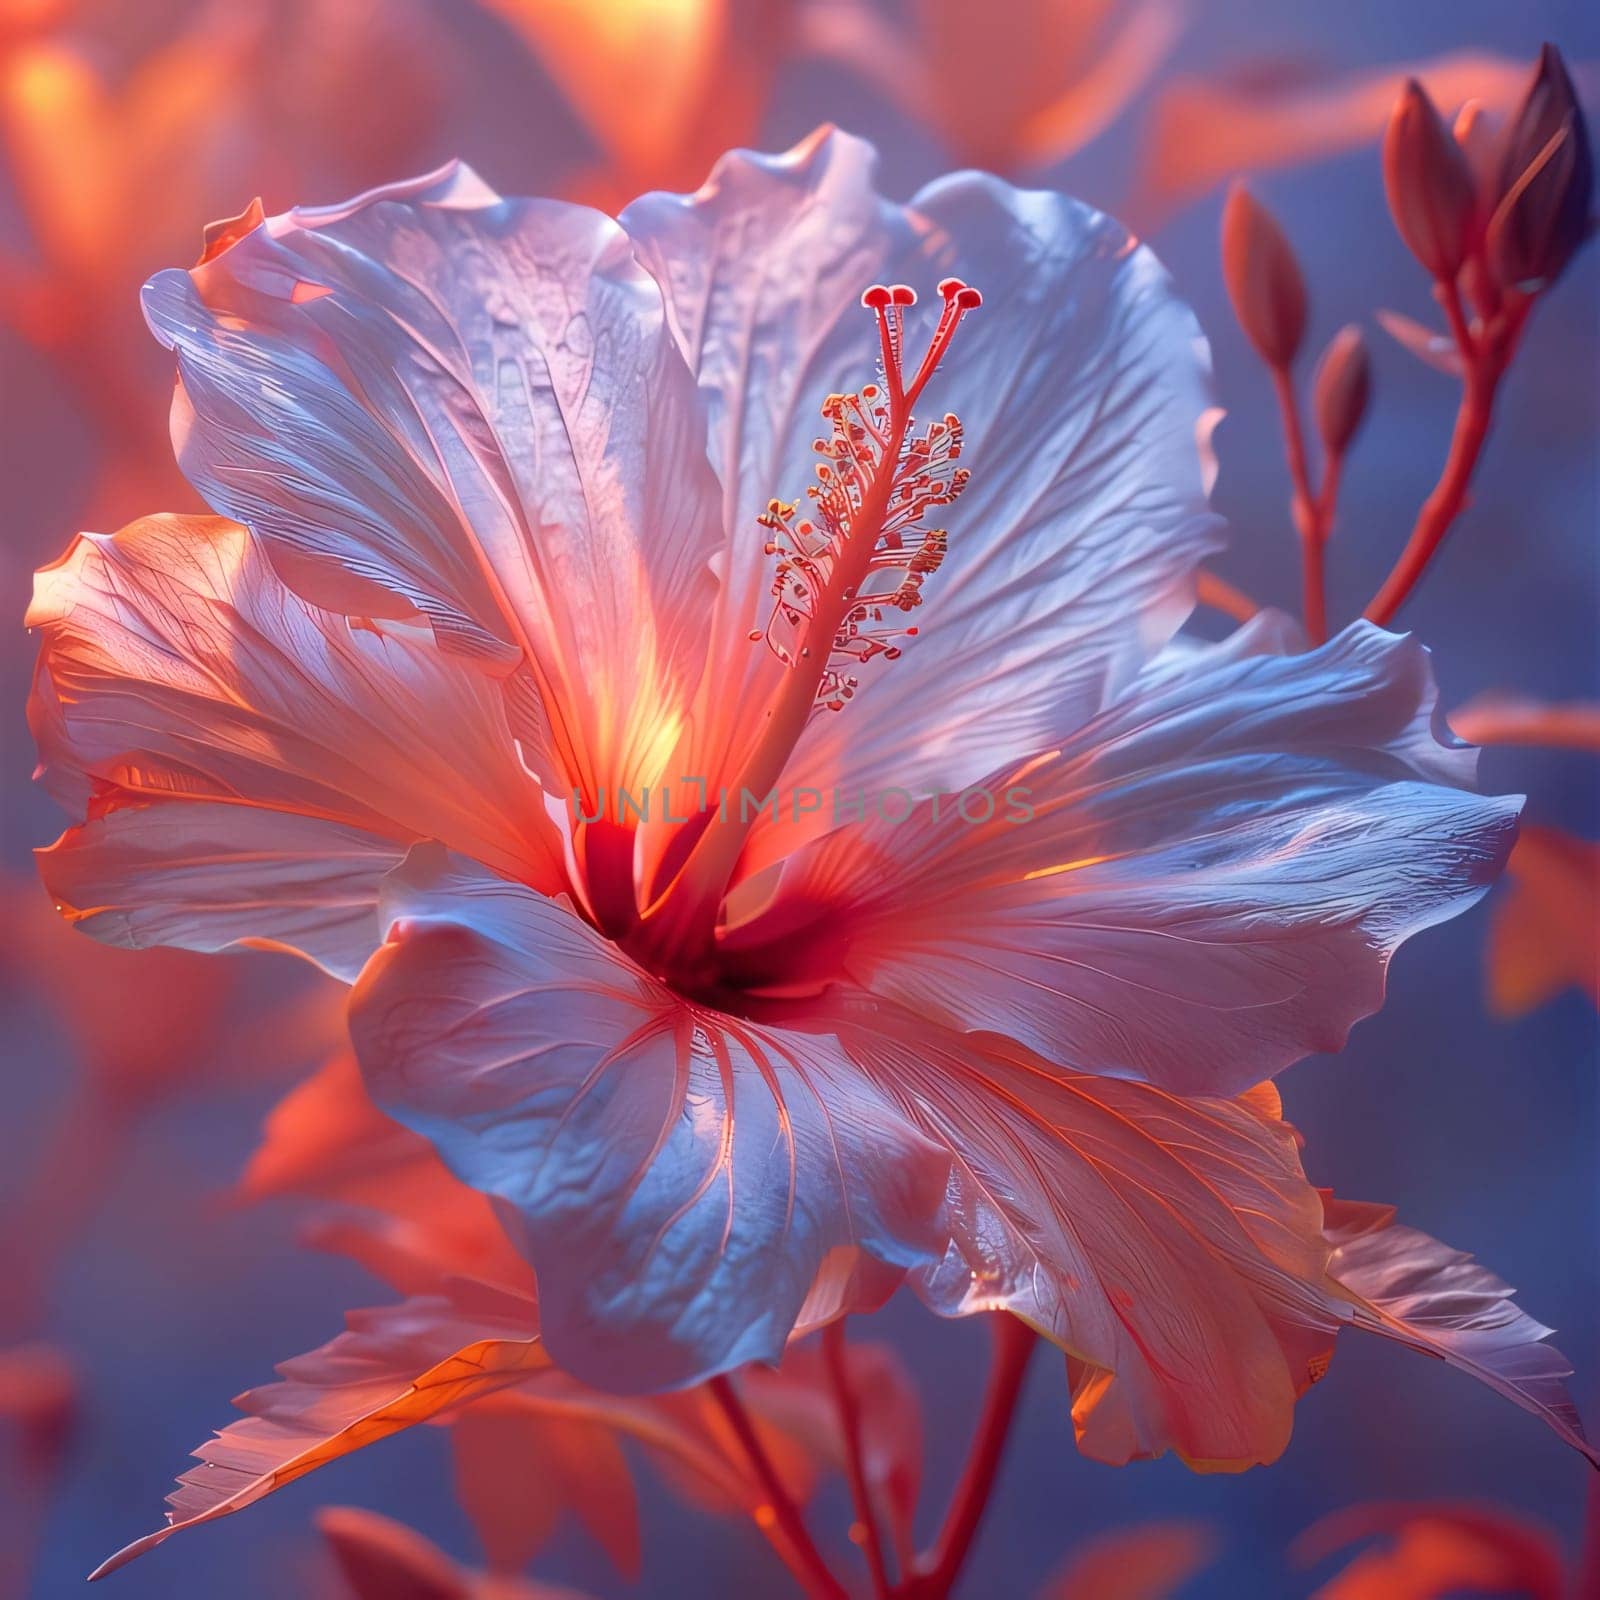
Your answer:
626,278 -> 982,987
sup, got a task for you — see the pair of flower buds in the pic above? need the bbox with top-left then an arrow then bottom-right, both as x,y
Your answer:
1385,43 -> 1592,296
1216,44 -> 1590,461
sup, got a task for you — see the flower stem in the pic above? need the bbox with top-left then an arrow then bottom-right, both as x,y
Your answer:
1196,570 -> 1262,625
1364,376 -> 1492,626
1448,699 -> 1600,752
1364,281 -> 1524,627
1271,366 -> 1328,645
910,1315 -> 1037,1597
823,1318 -> 893,1598
708,1374 -> 848,1600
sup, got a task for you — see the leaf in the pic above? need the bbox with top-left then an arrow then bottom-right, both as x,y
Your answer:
88,1283 -> 548,1580
451,1406 -> 640,1580
1483,828 -> 1600,1018
317,1506 -> 602,1600
1325,1199 -> 1597,1466
1132,50 -> 1555,225
318,1506 -> 471,1600
239,1051 -> 534,1299
1376,309 -> 1466,377
1292,1501 -> 1565,1600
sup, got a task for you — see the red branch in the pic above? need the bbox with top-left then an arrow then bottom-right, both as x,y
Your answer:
908,1316 -> 1038,1597
1364,280 -> 1527,626
709,1375 -> 848,1600
823,1319 -> 893,1598
1197,570 -> 1263,624
1271,365 -> 1331,643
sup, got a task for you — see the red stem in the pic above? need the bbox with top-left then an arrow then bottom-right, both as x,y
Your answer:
1196,570 -> 1262,625
1271,365 -> 1329,645
823,1318 -> 893,1598
1364,281 -> 1524,627
1316,452 -> 1344,547
708,1375 -> 848,1600
1449,701 -> 1600,752
909,1316 -> 1037,1597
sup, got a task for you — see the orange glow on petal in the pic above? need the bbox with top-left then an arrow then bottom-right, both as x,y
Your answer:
1021,854 -> 1116,883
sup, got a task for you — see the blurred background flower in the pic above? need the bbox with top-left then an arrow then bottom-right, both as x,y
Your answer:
1,2 -> 1594,1597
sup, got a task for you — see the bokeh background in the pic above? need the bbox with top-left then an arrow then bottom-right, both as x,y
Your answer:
1,1 -> 1595,1595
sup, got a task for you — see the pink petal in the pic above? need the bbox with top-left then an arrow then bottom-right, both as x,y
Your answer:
451,1405 -> 640,1579
620,126 -> 1221,857
348,847 -> 949,1391
834,1003 -> 1591,1471
142,165 -> 722,806
38,805 -> 404,981
238,1052 -> 534,1299
835,1009 -> 1337,1469
29,514 -> 561,977
737,624 -> 1517,1096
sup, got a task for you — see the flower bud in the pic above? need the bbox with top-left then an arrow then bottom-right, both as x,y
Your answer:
1487,46 -> 1594,293
1383,79 -> 1477,280
1453,100 -> 1503,205
1375,308 -> 1464,378
1497,44 -> 1592,202
1312,325 -> 1371,456
1487,119 -> 1593,294
1221,182 -> 1307,368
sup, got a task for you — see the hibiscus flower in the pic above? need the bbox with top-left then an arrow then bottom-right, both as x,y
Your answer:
30,129 -> 1588,1490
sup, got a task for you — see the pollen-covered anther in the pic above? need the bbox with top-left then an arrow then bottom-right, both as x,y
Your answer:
756,278 -> 981,706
